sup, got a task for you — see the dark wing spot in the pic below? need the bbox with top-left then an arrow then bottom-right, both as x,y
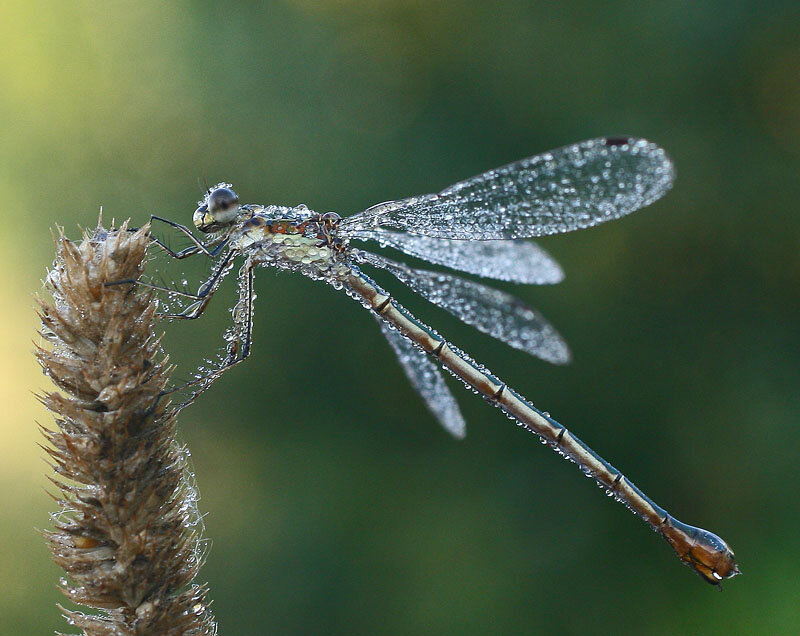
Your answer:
604,136 -> 630,147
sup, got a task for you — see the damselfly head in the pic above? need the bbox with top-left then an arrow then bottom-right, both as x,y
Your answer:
194,183 -> 239,233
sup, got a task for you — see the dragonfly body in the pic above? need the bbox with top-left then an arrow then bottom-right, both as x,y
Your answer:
127,137 -> 738,585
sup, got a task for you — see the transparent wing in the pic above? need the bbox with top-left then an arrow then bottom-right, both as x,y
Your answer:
340,137 -> 674,240
376,316 -> 466,439
350,230 -> 563,284
362,253 -> 571,365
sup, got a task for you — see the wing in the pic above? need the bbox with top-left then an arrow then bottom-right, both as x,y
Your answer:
349,230 -> 563,284
340,137 -> 674,240
362,253 -> 571,365
376,316 -> 466,439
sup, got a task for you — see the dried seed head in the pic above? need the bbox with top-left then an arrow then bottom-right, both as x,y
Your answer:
36,221 -> 216,636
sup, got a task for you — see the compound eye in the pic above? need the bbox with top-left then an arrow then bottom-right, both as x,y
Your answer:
207,187 -> 239,215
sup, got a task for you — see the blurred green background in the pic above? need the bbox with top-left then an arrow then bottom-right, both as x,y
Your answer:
3,1 -> 799,634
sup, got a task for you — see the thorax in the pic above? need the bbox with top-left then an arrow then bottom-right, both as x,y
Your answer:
229,205 -> 347,273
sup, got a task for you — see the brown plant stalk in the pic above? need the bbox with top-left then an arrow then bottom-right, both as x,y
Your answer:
35,222 -> 216,635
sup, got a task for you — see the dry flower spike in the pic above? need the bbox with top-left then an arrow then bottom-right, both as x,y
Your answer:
36,222 -> 216,635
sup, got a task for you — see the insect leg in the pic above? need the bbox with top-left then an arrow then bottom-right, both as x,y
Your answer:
105,250 -> 236,307
159,261 -> 256,408
225,261 -> 255,363
148,215 -> 226,258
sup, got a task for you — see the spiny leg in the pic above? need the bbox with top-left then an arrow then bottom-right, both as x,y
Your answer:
106,215 -> 229,302
155,251 -> 238,319
126,215 -> 225,260
142,216 -> 228,303
161,261 -> 256,408
224,262 -> 255,363
148,215 -> 227,259
105,249 -> 236,319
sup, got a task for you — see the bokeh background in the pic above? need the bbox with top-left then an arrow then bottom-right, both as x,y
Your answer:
2,1 -> 799,634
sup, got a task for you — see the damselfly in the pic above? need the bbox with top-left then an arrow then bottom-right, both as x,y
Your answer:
118,137 -> 738,585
